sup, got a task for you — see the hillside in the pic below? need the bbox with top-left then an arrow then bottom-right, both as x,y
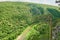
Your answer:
0,2 -> 60,40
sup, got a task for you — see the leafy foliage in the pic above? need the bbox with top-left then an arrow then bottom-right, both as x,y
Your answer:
0,2 -> 60,40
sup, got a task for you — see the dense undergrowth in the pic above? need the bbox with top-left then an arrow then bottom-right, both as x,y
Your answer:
0,2 -> 60,40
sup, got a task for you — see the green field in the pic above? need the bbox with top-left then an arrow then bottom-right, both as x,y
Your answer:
0,2 -> 60,40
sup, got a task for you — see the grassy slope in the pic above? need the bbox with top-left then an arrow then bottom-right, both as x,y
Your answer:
0,2 -> 60,40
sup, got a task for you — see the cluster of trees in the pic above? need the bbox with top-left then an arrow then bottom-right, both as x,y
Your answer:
47,8 -> 60,18
27,23 -> 50,40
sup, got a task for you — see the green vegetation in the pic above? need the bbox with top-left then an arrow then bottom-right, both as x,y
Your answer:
25,23 -> 50,40
0,2 -> 60,40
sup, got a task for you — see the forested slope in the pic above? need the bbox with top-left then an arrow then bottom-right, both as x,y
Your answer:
0,2 -> 60,40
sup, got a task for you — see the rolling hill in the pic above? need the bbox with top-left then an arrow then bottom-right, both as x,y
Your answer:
0,2 -> 60,40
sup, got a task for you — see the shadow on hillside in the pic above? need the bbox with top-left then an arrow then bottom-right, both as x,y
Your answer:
47,8 -> 60,18
27,4 -> 44,15
30,7 -> 44,15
